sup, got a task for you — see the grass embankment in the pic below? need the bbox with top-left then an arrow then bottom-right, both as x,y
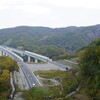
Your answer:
24,70 -> 79,100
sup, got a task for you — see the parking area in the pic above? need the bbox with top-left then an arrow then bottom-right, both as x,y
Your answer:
25,62 -> 65,72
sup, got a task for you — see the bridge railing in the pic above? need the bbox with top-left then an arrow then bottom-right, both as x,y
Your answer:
2,45 -> 52,62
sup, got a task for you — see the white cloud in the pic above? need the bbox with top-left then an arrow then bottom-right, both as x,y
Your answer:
0,0 -> 100,28
16,5 -> 51,14
1,0 -> 100,9
41,0 -> 100,9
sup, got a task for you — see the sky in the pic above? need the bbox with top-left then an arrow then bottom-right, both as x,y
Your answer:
0,0 -> 100,29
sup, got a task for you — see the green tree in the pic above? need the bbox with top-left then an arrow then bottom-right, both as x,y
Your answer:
78,39 -> 100,99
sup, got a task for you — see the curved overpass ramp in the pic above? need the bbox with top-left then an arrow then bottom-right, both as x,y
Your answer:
0,46 -> 42,89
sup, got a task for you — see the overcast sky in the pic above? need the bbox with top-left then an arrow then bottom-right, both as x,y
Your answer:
0,0 -> 100,29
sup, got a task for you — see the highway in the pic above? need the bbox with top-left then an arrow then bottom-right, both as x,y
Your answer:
3,46 -> 52,62
0,46 -> 42,88
3,46 -> 70,70
18,62 -> 42,88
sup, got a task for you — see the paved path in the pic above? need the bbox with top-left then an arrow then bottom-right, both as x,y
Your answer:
25,62 -> 65,72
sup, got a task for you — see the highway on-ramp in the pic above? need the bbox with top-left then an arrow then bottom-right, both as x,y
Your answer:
0,46 -> 42,89
3,46 -> 71,70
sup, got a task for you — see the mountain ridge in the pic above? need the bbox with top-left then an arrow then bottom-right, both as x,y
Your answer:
0,24 -> 100,53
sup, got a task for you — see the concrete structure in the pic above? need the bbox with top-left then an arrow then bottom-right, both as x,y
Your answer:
0,47 -> 9,56
2,46 -> 52,63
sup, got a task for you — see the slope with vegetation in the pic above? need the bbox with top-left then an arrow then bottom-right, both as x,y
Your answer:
0,56 -> 19,100
24,70 -> 79,100
78,38 -> 100,99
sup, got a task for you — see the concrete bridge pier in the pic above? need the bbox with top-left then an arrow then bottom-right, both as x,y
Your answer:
21,53 -> 24,56
3,51 -> 6,56
35,58 -> 38,63
5,53 -> 8,56
1,51 -> 3,56
28,56 -> 38,63
0,51 -> 2,56
28,56 -> 31,62
0,50 -> 9,57
4,52 -> 7,56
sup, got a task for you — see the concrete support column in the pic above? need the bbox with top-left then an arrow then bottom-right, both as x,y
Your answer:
5,53 -> 8,56
35,58 -> 38,63
21,53 -> 23,56
0,51 -> 2,56
28,56 -> 31,62
1,51 -> 3,56
2,51 -> 3,55
2,52 -> 5,56
4,52 -> 6,56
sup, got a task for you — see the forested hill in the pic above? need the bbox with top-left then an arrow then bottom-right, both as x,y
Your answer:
0,24 -> 100,52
